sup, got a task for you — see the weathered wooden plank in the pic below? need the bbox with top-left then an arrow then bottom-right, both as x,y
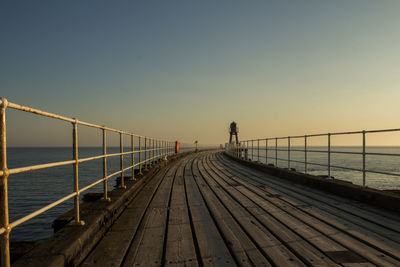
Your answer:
184,156 -> 236,267
191,157 -> 272,266
165,159 -> 198,267
198,154 -> 315,266
123,156 -> 194,267
205,155 -> 375,266
81,163 -> 176,267
216,153 -> 400,233
215,152 -> 400,255
214,153 -> 400,266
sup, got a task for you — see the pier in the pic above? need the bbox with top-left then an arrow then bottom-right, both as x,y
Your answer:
11,150 -> 400,266
1,100 -> 400,266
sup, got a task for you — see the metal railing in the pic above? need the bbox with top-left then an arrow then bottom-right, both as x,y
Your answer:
226,128 -> 400,188
0,98 -> 177,267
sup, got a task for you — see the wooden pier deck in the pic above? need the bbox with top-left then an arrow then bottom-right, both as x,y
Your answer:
81,151 -> 400,267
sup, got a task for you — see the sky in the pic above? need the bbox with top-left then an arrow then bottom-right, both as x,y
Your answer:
1,1 -> 400,147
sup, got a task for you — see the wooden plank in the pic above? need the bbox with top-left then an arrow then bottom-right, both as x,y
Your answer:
81,162 -> 177,267
215,153 -> 400,242
215,152 -> 400,252
123,156 -> 194,267
164,159 -> 198,266
183,155 -> 236,266
217,153 -> 400,233
214,153 -> 400,266
205,155 -> 376,266
191,157 -> 272,266
198,154 -> 325,266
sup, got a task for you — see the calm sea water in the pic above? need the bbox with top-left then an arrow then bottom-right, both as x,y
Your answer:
5,146 -> 399,241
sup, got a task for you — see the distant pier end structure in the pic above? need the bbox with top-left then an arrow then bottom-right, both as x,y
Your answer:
229,121 -> 239,144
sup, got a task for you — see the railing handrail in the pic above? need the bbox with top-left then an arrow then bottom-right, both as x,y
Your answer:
226,127 -> 400,193
242,128 -> 400,141
0,97 -> 184,267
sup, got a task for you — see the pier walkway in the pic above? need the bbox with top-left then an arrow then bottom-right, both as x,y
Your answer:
81,151 -> 400,267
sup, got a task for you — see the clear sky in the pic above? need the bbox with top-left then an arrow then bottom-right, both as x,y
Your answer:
1,1 -> 400,146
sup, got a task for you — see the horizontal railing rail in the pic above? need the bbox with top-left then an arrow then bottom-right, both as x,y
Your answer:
225,128 -> 400,190
0,97 -> 180,267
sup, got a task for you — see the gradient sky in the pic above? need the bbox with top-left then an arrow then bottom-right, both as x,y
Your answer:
1,1 -> 400,146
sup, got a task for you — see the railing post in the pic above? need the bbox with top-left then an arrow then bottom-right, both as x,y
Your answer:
131,135 -> 135,180
149,138 -> 152,168
102,128 -> 110,201
152,139 -> 156,166
275,138 -> 278,166
72,119 -> 84,225
257,139 -> 260,162
288,137 -> 291,169
144,137 -> 148,170
138,136 -> 143,175
153,139 -> 155,164
265,139 -> 268,164
246,140 -> 249,160
0,98 -> 10,267
304,135 -> 307,173
119,133 -> 126,189
362,130 -> 366,186
251,140 -> 254,161
156,140 -> 158,162
328,133 -> 331,178
163,140 -> 165,160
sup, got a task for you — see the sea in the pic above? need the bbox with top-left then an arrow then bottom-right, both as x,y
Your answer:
5,146 -> 400,242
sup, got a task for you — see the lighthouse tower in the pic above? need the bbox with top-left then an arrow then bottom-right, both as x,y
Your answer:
229,121 -> 239,144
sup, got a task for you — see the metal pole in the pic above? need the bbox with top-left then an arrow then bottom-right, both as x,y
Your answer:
144,137 -> 148,170
362,131 -> 366,186
305,135 -> 307,173
288,137 -> 290,169
251,140 -> 254,161
163,140 -> 165,160
275,138 -> 278,166
138,136 -> 142,175
131,135 -> 135,180
73,119 -> 84,225
265,139 -> 268,164
156,140 -> 158,162
151,139 -> 153,163
257,139 -> 260,162
119,133 -> 126,188
246,140 -> 250,160
148,138 -> 152,167
0,98 -> 10,267
102,129 -> 110,201
153,139 -> 155,164
328,133 -> 331,178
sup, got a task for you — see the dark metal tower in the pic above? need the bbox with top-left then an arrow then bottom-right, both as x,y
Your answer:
229,121 -> 239,144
